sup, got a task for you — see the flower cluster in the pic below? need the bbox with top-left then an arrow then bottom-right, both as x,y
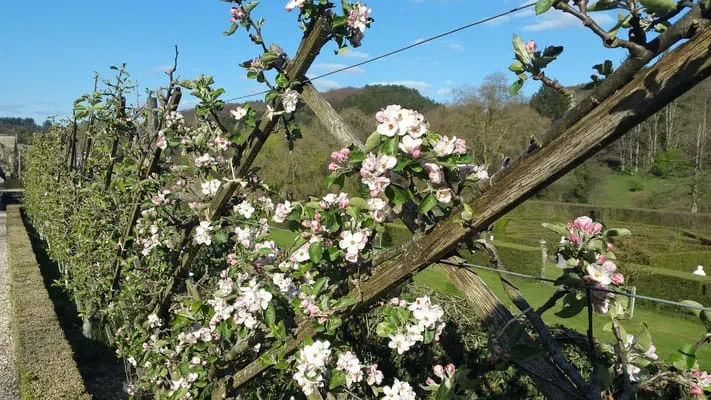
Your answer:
336,351 -> 364,388
378,296 -> 446,354
293,340 -> 332,395
424,363 -> 457,392
382,378 -> 417,400
551,216 -> 628,314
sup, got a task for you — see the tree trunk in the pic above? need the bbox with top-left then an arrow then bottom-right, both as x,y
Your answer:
692,98 -> 707,213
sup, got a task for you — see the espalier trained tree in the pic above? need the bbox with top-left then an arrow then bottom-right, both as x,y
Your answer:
21,0 -> 711,399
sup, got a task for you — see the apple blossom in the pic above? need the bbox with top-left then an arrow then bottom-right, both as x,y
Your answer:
285,0 -> 306,12
282,88 -> 300,113
347,3 -> 372,32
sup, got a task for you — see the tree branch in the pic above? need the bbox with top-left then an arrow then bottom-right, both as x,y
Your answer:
554,1 -> 648,56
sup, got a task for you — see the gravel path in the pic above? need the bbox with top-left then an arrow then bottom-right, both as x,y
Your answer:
0,211 -> 19,399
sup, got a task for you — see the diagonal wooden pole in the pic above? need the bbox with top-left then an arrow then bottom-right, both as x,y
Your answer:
227,7 -> 711,392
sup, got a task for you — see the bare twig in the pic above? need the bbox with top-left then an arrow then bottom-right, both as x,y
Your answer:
554,1 -> 648,56
612,320 -> 634,399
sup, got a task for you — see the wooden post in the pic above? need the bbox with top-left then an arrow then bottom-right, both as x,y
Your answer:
540,239 -> 547,281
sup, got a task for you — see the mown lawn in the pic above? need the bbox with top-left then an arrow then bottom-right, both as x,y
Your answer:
414,264 -> 711,369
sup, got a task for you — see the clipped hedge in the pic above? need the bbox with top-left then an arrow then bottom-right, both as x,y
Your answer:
462,241 -> 542,278
5,206 -> 91,400
649,252 -> 711,273
624,263 -> 711,312
510,200 -> 711,232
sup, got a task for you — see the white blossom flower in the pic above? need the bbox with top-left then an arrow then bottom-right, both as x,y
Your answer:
273,201 -> 293,223
201,179 -> 221,196
336,351 -> 364,388
382,379 -> 416,400
194,221 -> 213,245
282,88 -> 300,113
147,313 -> 163,329
194,153 -> 216,168
234,201 -> 256,219
230,106 -> 248,121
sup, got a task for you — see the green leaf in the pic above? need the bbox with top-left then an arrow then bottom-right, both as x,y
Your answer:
309,241 -> 323,264
213,231 -> 228,244
423,328 -> 435,344
385,184 -> 410,205
364,131 -> 382,151
418,193 -> 438,214
275,73 -> 289,88
509,79 -> 524,96
333,296 -> 356,310
681,300 -> 704,318
604,228 -> 631,237
382,137 -> 398,155
588,0 -> 619,11
223,22 -> 239,36
541,222 -> 568,236
679,343 -> 697,358
329,369 -> 347,390
555,272 -> 582,287
244,1 -> 260,13
508,60 -> 526,74
512,34 -> 532,66
639,0 -> 677,16
555,292 -> 586,318
376,321 -> 398,338
265,303 -> 276,327
637,323 -> 652,351
535,0 -> 555,14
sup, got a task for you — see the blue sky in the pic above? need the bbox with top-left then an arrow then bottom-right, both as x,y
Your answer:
0,0 -> 626,122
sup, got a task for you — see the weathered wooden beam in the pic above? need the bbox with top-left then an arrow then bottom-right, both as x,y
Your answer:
300,83 -> 366,151
440,264 -> 585,400
228,8 -> 711,390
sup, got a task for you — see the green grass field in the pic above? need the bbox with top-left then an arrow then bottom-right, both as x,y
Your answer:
415,263 -> 711,369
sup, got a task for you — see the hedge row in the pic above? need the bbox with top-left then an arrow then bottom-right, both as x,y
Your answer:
624,263 -> 711,312
509,200 -> 711,232
649,252 -> 711,273
5,206 -> 91,400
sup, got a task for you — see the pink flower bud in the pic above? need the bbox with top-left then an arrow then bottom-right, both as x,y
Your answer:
328,162 -> 338,172
591,222 -> 603,235
433,364 -> 444,379
425,377 -> 436,386
691,385 -> 703,396
569,233 -> 581,244
526,40 -> 537,53
338,196 -> 350,209
607,243 -> 614,251
611,273 -> 624,285
573,216 -> 593,232
445,363 -> 456,376
411,147 -> 421,158
597,255 -> 606,264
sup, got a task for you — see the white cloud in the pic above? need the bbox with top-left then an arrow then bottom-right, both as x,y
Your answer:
313,63 -> 365,75
313,79 -> 342,91
341,50 -> 369,59
437,88 -> 454,96
150,65 -> 173,74
447,43 -> 465,52
370,80 -> 432,92
522,12 -> 613,32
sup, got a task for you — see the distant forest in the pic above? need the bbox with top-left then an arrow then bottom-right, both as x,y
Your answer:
3,74 -> 710,211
